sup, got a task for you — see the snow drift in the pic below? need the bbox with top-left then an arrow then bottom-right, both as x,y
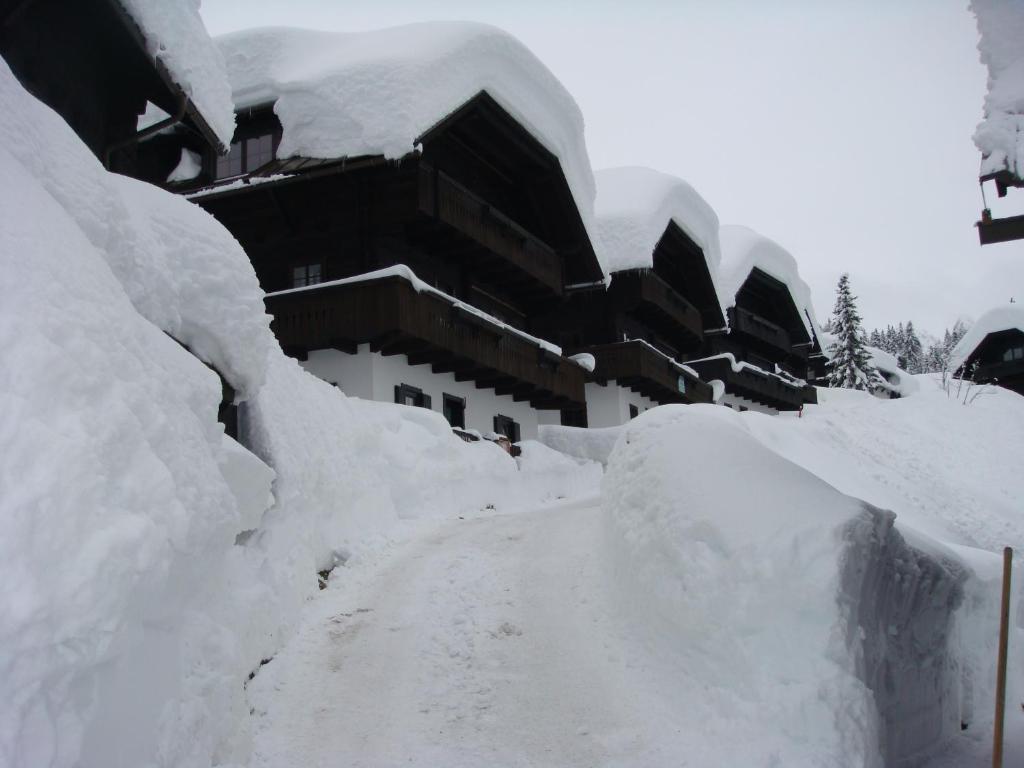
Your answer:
0,54 -> 602,767
603,405 -> 968,766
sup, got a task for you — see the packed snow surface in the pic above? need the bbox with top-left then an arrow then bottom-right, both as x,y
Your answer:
116,0 -> 236,149
970,0 -> 1024,177
948,303 -> 1024,372
216,22 -> 598,242
718,224 -> 821,340
593,166 -> 726,320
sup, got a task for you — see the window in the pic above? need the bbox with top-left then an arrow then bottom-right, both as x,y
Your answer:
1002,346 -> 1024,362
292,263 -> 322,288
493,414 -> 520,443
443,394 -> 466,429
215,133 -> 275,179
628,404 -> 639,419
395,383 -> 431,409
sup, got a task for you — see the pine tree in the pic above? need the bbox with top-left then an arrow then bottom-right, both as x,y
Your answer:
903,321 -> 923,374
826,274 -> 883,391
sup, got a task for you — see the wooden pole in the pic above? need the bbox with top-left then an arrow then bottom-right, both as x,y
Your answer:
992,546 -> 1013,768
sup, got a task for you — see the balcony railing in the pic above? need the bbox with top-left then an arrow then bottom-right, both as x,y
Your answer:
266,275 -> 585,408
418,165 -> 563,294
609,269 -> 703,345
582,340 -> 712,405
729,306 -> 797,356
686,355 -> 815,411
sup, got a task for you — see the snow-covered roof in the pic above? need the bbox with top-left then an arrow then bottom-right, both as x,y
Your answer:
949,304 -> 1024,372
718,225 -> 822,341
970,0 -> 1024,178
116,0 -> 236,150
215,23 -> 597,242
593,167 -> 724,303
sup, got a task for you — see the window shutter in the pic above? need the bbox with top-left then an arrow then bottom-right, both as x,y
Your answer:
422,394 -> 432,409
394,385 -> 402,404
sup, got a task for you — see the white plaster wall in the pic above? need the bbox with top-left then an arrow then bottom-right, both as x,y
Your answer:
300,345 -> 553,440
585,381 -> 659,428
721,392 -> 779,415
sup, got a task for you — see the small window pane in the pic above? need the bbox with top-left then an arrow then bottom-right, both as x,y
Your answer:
215,141 -> 243,179
245,134 -> 275,171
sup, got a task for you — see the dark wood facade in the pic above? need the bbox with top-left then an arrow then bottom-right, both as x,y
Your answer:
0,0 -> 225,173
958,328 -> 1024,396
187,93 -> 602,416
689,268 -> 817,411
534,221 -> 722,417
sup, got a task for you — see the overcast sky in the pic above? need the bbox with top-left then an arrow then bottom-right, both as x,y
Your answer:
201,0 -> 1024,338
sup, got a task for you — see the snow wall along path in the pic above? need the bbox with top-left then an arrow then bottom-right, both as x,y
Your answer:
602,405 -> 967,767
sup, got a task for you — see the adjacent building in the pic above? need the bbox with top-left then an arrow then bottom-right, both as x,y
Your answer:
948,305 -> 1024,396
534,167 -> 720,427
688,226 -> 819,413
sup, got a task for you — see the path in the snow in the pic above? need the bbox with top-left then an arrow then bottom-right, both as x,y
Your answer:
246,496 -> 688,768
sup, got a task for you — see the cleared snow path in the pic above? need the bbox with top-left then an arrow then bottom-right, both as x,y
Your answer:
247,497 -> 691,767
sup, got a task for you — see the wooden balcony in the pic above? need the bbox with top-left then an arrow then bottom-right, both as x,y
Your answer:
973,359 -> 1024,388
609,269 -> 704,345
265,275 -> 585,409
686,355 -> 815,412
418,165 -> 563,295
582,341 -> 713,405
728,306 -> 798,356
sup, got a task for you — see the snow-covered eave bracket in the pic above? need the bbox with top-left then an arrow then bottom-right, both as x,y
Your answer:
266,264 -> 583,364
113,0 -> 235,152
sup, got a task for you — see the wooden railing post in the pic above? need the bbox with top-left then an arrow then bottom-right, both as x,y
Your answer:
993,546 -> 1013,768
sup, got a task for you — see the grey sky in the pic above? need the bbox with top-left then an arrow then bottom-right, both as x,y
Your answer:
200,0 -> 1024,338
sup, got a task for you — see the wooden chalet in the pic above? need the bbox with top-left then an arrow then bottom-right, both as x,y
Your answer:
535,219 -> 717,427
179,93 -> 604,440
0,0 -> 226,173
689,266 -> 818,413
956,327 -> 1024,396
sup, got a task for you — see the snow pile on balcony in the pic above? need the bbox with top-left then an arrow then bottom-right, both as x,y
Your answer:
216,22 -> 597,238
592,167 -> 726,316
602,405 -> 972,766
116,0 -> 236,148
970,0 -> 1024,178
949,303 -> 1024,372
718,224 -> 822,340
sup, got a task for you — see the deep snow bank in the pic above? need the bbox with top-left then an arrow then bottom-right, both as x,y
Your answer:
602,405 -> 966,767
0,55 -> 603,767
0,61 -> 275,768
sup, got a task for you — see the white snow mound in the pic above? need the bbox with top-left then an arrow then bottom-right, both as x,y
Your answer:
603,405 -> 967,766
117,0 -> 236,148
593,166 -> 725,319
970,0 -> 1024,177
0,58 -> 274,397
216,22 -> 597,243
948,303 -> 1024,373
